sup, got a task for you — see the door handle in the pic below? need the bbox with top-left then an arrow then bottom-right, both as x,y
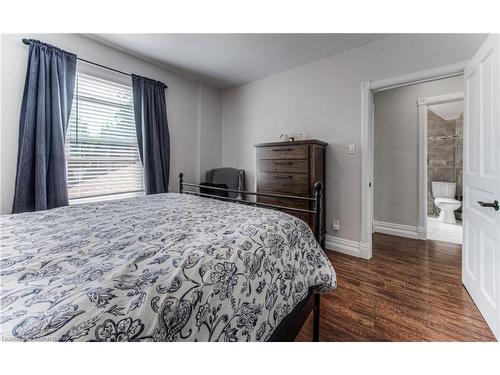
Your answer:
477,200 -> 499,211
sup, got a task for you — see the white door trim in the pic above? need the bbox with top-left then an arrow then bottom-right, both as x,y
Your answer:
417,92 -> 464,239
360,60 -> 469,259
370,60 -> 469,92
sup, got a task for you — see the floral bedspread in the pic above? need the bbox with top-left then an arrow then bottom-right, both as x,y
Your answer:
0,193 -> 336,341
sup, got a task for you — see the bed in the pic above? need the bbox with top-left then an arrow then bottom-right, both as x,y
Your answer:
0,177 -> 336,342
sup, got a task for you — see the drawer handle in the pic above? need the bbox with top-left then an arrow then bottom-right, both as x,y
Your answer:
272,148 -> 292,151
273,161 -> 293,165
273,175 -> 292,179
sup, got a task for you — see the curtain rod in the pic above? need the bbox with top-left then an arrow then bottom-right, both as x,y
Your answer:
21,38 -> 167,88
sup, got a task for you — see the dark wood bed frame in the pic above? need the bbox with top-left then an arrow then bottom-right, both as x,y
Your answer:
178,173 -> 323,342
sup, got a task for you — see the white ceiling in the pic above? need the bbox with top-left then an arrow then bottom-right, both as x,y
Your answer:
429,101 -> 464,121
89,34 -> 389,89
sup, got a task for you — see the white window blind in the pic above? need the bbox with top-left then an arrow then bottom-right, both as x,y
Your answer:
66,73 -> 144,202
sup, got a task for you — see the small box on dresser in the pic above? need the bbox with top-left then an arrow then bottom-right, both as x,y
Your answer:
255,139 -> 327,245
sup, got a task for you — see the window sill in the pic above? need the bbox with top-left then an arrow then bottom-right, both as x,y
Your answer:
69,191 -> 145,205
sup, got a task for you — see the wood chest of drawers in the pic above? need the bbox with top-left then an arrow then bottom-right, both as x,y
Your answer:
255,139 -> 327,242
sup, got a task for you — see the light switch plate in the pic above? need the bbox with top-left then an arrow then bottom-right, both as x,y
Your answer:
348,144 -> 355,154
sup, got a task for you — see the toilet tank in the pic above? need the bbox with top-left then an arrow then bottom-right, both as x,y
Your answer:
431,181 -> 456,198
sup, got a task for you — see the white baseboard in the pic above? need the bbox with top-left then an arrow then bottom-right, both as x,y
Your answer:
325,235 -> 371,259
427,218 -> 462,244
417,226 -> 426,240
373,220 -> 425,240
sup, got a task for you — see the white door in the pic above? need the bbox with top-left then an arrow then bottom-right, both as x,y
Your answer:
463,34 -> 500,340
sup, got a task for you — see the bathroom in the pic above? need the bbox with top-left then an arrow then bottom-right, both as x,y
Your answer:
426,100 -> 464,243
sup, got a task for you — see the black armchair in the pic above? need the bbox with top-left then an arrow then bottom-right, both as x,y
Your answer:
205,168 -> 245,200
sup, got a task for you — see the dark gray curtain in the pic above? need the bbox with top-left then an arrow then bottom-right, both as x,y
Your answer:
131,74 -> 170,194
12,40 -> 77,213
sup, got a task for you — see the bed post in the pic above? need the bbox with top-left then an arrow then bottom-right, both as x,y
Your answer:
313,181 -> 322,342
314,181 -> 322,244
313,294 -> 320,342
179,173 -> 184,194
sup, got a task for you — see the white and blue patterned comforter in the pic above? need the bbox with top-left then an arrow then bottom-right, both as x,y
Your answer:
0,193 -> 336,341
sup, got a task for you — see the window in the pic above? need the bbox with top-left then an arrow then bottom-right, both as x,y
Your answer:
65,73 -> 144,203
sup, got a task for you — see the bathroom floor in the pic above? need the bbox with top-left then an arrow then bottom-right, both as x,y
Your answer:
427,216 -> 462,244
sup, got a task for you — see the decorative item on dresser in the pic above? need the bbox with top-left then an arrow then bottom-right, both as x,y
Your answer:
255,139 -> 327,245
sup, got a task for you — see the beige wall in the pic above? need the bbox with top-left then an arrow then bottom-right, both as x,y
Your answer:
373,76 -> 463,227
222,34 -> 486,242
0,34 -> 222,214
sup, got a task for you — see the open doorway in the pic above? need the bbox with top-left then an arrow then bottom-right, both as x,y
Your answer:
419,95 -> 464,244
371,76 -> 464,244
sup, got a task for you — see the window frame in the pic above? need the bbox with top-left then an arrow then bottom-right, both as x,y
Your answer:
65,64 -> 144,205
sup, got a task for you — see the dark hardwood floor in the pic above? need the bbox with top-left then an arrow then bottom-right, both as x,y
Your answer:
296,233 -> 496,341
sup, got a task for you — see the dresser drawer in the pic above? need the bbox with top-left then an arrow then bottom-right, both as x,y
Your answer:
257,196 -> 310,221
257,172 -> 309,195
257,195 -> 309,210
258,159 -> 309,173
257,144 -> 309,160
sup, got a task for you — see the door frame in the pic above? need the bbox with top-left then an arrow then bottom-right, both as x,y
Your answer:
360,60 -> 469,259
417,91 -> 464,239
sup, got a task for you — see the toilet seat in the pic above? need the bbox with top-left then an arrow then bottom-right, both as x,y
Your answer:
434,197 -> 460,205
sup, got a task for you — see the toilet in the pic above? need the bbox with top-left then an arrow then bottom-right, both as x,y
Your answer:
431,181 -> 461,224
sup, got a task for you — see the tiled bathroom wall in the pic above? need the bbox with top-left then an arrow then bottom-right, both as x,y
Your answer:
427,110 -> 463,217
